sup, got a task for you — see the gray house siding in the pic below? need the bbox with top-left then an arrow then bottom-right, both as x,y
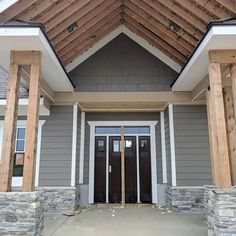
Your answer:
164,108 -> 172,185
39,105 -> 73,186
83,112 -> 162,185
0,67 -> 28,99
69,34 -> 177,92
173,105 -> 212,186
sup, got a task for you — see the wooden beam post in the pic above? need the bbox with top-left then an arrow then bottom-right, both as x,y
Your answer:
0,52 -> 21,192
22,52 -> 41,192
230,64 -> 236,119
206,89 -> 219,185
223,86 -> 236,185
121,126 -> 125,207
208,61 -> 231,188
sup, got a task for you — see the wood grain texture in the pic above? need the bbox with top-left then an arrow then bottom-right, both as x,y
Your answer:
22,53 -> 41,192
0,52 -> 21,192
223,86 -> 236,185
208,62 -> 231,187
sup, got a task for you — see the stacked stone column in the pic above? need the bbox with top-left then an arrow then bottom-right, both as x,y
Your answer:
205,186 -> 236,235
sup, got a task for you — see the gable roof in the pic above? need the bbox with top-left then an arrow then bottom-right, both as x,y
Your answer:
0,0 -> 234,73
172,17 -> 236,91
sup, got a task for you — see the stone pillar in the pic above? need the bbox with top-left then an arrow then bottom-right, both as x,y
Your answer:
166,185 -> 205,213
0,191 -> 44,235
205,186 -> 236,235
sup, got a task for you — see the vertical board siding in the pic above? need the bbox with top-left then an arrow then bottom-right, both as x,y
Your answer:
39,106 -> 73,186
164,108 -> 172,185
173,105 -> 212,186
83,112 -> 162,185
69,34 -> 177,92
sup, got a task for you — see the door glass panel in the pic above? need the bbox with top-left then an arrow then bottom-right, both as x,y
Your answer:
113,140 -> 120,152
95,127 -> 121,135
140,139 -> 148,152
124,126 -> 150,134
125,140 -> 132,151
97,140 -> 105,152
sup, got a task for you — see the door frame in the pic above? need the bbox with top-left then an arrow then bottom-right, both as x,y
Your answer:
88,121 -> 158,204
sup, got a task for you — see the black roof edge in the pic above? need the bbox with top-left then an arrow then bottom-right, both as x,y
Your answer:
170,17 -> 236,88
0,20 -> 75,89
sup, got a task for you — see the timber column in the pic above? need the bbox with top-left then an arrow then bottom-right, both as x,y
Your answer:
0,51 -> 41,192
205,50 -> 236,236
207,50 -> 232,188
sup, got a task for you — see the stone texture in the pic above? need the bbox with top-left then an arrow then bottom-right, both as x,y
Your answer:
204,186 -> 236,236
38,187 -> 78,213
0,191 -> 44,236
166,185 -> 204,213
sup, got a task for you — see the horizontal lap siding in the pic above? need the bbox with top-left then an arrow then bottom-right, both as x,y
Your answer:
69,34 -> 177,92
173,105 -> 212,186
39,105 -> 73,186
83,112 -> 162,185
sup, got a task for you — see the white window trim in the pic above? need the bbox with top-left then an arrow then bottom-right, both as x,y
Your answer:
0,119 -> 45,187
168,104 -> 177,186
87,120 -> 158,204
160,111 -> 167,184
71,103 -> 78,187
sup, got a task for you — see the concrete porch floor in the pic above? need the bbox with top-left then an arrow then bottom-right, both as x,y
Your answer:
45,206 -> 207,236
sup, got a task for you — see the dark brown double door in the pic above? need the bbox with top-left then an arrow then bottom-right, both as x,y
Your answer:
94,136 -> 152,203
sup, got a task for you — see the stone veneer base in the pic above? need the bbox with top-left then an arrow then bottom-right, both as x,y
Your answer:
205,186 -> 236,236
38,187 -> 79,213
166,185 -> 204,213
0,191 -> 44,236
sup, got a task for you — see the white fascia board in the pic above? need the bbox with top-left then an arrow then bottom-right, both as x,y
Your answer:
37,29 -> 74,92
0,27 -> 74,92
0,27 -> 40,36
173,25 -> 236,91
0,0 -> 19,13
66,25 -> 181,73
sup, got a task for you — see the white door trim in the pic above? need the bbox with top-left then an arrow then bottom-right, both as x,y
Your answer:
88,124 -> 95,203
136,135 -> 140,203
88,120 -> 158,204
106,135 -> 109,203
169,104 -> 177,186
150,124 -> 158,203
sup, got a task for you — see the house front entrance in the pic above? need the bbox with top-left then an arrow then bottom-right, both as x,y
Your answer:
93,126 -> 152,204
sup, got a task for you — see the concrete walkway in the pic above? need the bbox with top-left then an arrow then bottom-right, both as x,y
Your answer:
45,206 -> 207,236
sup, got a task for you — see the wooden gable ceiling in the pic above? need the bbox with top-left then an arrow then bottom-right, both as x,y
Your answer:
0,0 -> 235,68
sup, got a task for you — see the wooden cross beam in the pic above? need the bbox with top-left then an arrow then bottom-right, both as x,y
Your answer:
209,50 -> 236,64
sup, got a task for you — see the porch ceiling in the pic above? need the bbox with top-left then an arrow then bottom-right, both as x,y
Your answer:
0,0 -> 234,71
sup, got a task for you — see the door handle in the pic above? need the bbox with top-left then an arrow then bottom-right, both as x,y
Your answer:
109,165 -> 112,173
